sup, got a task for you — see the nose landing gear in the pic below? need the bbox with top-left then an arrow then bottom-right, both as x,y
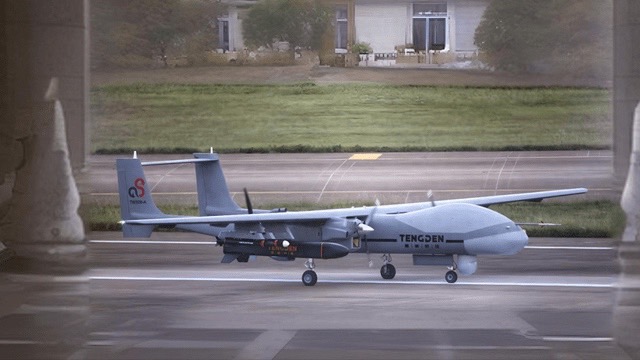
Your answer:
445,261 -> 458,283
445,270 -> 458,283
379,254 -> 396,280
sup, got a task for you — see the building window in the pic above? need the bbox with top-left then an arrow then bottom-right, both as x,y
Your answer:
335,5 -> 348,51
413,3 -> 447,16
218,18 -> 229,51
412,3 -> 447,51
428,18 -> 446,50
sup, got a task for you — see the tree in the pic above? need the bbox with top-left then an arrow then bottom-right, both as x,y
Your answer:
91,0 -> 220,68
474,0 -> 555,72
474,0 -> 612,77
242,0 -> 331,51
546,0 -> 612,79
173,0 -> 221,65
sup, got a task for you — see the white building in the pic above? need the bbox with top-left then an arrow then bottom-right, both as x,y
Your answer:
219,0 -> 489,65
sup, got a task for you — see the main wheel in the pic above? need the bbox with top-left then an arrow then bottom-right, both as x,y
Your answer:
302,270 -> 318,286
380,264 -> 396,280
445,270 -> 458,284
237,254 -> 250,263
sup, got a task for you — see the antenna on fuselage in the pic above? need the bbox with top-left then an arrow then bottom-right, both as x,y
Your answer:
243,188 -> 254,214
428,190 -> 436,207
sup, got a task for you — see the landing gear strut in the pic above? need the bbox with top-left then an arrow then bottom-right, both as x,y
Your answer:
302,258 -> 317,286
380,254 -> 396,280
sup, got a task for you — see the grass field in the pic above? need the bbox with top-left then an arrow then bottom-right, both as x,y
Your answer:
84,200 -> 625,238
91,83 -> 611,153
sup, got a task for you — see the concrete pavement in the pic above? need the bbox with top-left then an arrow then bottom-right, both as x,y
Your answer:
80,150 -> 613,207
80,233 -> 627,359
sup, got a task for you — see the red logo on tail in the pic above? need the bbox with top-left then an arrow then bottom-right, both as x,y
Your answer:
128,178 -> 145,198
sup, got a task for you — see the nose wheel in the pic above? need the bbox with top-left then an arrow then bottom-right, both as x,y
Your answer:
380,264 -> 396,279
445,270 -> 458,283
379,254 -> 396,280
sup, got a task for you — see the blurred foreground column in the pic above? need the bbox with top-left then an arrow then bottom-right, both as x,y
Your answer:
1,78 -> 87,267
615,103 -> 640,359
621,104 -> 640,243
613,1 -> 640,358
0,0 -> 89,267
0,2 -> 88,357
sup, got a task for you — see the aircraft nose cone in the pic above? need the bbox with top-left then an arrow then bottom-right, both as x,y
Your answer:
508,228 -> 529,254
464,226 -> 528,255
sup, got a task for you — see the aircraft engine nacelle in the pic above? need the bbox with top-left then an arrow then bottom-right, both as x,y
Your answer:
321,217 -> 362,241
457,255 -> 477,275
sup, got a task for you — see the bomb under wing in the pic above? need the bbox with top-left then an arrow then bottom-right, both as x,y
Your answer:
219,238 -> 349,260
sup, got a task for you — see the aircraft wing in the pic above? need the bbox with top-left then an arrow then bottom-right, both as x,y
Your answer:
123,207 -> 372,226
438,187 -> 588,207
122,188 -> 587,227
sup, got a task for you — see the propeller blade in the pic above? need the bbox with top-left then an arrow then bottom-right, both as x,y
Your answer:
243,187 -> 253,214
358,223 -> 375,233
364,198 -> 380,268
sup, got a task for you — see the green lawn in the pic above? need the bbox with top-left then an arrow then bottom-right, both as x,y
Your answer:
91,83 -> 611,153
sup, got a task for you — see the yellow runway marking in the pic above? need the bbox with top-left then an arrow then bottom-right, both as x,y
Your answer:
349,153 -> 382,160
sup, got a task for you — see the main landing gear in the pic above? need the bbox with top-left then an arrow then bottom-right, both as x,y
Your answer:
377,253 -> 459,284
299,254 -> 459,285
302,258 -> 318,286
380,254 -> 396,280
445,270 -> 458,283
445,262 -> 458,283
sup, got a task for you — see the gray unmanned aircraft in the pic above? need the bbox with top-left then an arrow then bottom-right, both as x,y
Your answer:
117,152 -> 587,286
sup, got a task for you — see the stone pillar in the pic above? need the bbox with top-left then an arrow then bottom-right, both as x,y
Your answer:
0,78 -> 87,267
0,0 -> 89,173
0,3 -> 88,357
613,0 -> 640,189
615,102 -> 640,359
0,0 -> 88,268
613,2 -> 640,358
621,104 -> 640,242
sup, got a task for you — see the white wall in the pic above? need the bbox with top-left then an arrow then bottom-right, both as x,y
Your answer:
355,3 -> 410,53
228,8 -> 244,51
228,0 -> 487,56
452,0 -> 488,52
354,0 -> 487,55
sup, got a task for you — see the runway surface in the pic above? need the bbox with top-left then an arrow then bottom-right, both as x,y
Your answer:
82,150 -> 613,206
84,231 -> 628,359
43,150 -> 624,358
